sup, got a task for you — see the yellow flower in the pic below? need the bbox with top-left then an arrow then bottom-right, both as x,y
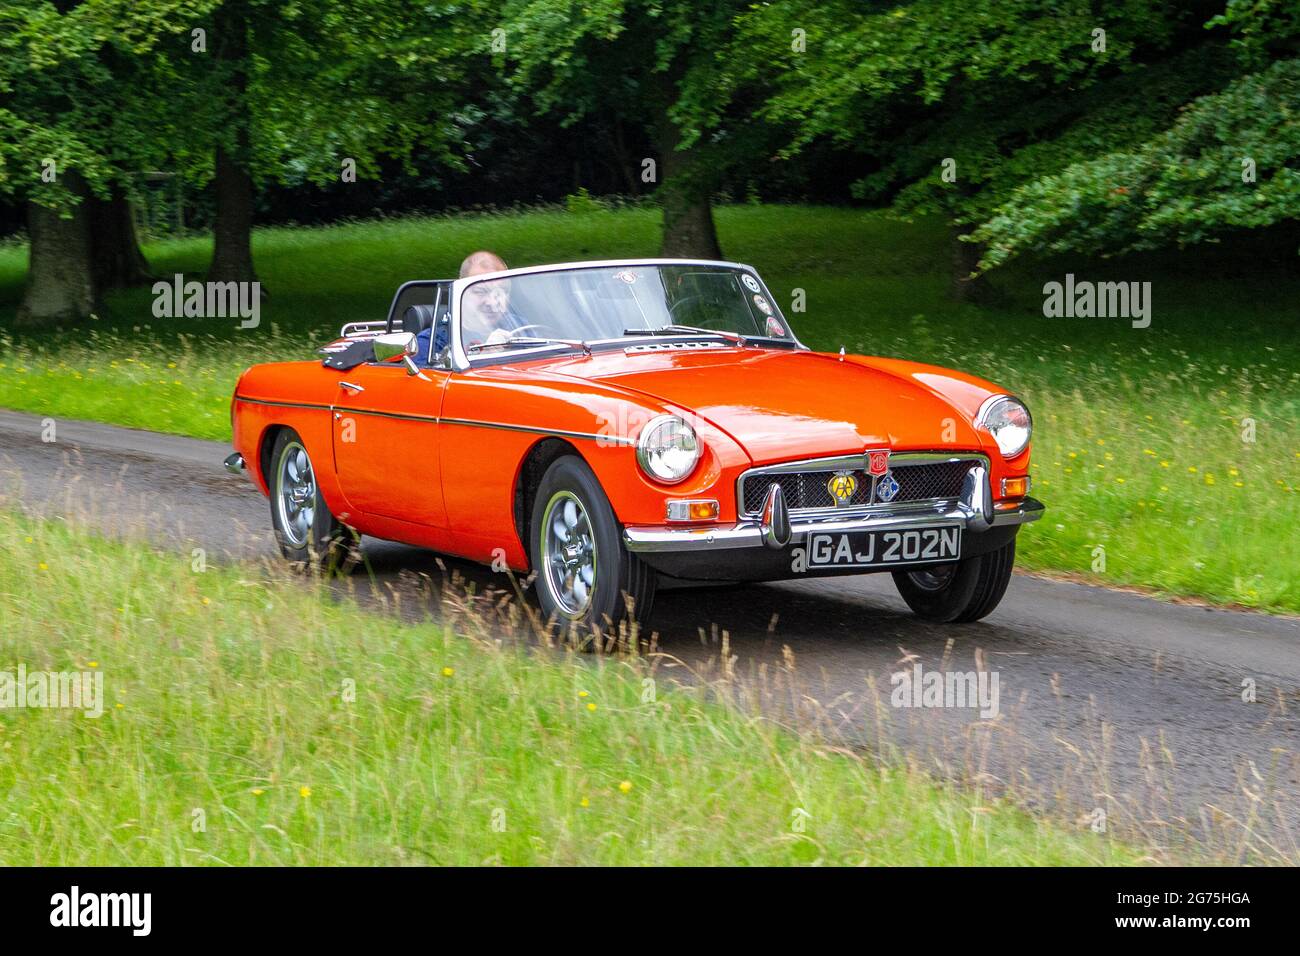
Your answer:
1160,461 -> 1170,468
579,797 -> 590,808
1187,466 -> 1198,473
1228,468 -> 1239,476
252,788 -> 265,796
24,536 -> 32,544
1234,481 -> 1244,488
1143,449 -> 1156,456
1204,474 -> 1215,485
618,781 -> 633,794
87,661 -> 98,668
578,690 -> 589,698
442,666 -> 454,677
586,702 -> 597,712
37,562 -> 47,571
201,596 -> 211,606
115,703 -> 124,709
299,786 -> 312,799
1068,452 -> 1078,459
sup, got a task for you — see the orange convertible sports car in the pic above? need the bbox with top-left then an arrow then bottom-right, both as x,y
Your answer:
225,259 -> 1043,631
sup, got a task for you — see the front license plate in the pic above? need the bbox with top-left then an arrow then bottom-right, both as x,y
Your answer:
805,527 -> 962,569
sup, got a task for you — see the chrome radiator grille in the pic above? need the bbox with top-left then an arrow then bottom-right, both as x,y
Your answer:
739,455 -> 979,516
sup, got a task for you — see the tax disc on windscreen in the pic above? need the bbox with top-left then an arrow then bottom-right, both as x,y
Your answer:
614,270 -> 637,284
741,274 -> 761,292
752,294 -> 773,315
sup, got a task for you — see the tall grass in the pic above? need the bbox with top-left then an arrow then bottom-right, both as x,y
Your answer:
0,511 -> 1145,866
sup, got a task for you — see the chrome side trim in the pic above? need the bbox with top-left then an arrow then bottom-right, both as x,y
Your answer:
623,497 -> 1044,554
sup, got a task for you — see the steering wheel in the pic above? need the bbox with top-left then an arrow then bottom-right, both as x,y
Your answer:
484,323 -> 556,345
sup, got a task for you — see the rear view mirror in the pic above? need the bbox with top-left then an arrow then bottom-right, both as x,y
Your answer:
373,331 -> 416,363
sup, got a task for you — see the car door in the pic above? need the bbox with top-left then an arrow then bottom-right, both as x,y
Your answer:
331,361 -> 450,527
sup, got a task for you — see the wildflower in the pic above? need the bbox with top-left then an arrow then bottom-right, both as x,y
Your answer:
442,667 -> 454,677
252,788 -> 266,796
299,786 -> 312,799
618,781 -> 633,794
586,702 -> 597,712
580,797 -> 590,808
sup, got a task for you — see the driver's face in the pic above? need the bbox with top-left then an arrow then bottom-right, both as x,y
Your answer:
465,278 -> 510,329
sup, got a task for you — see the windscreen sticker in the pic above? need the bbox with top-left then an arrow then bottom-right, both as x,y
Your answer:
752,294 -> 773,315
614,270 -> 638,284
765,316 -> 786,337
741,274 -> 761,292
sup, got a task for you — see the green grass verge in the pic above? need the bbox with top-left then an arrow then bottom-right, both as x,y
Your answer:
0,205 -> 1296,612
0,513 -> 1145,865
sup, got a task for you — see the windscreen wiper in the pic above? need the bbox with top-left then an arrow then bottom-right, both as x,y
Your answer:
622,325 -> 747,345
466,336 -> 591,356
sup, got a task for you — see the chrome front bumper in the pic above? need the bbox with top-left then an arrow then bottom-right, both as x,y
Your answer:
623,464 -> 1043,554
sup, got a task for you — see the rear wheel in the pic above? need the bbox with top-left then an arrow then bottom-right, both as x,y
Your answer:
268,428 -> 352,568
530,455 -> 656,643
892,539 -> 1016,623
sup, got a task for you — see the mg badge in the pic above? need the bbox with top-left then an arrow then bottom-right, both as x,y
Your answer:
827,471 -> 858,507
867,448 -> 890,476
875,472 -> 900,503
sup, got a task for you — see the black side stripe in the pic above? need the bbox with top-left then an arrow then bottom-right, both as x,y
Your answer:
233,395 -> 634,445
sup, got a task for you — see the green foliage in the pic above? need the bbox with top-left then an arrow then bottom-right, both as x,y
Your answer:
971,58 -> 1300,267
0,0 -> 212,207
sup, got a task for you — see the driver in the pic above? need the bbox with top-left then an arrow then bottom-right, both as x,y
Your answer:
415,250 -> 523,362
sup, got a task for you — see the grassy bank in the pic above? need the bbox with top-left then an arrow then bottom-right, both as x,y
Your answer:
0,205 -> 1296,611
0,512 -> 1143,865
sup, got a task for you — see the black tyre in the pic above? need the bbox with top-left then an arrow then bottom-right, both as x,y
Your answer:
267,428 -> 351,568
529,455 -> 657,641
892,539 -> 1016,623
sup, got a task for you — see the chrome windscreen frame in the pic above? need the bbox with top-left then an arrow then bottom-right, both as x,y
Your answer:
446,258 -> 805,372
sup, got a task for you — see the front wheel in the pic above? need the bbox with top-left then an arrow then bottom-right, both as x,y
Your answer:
268,428 -> 352,569
892,539 -> 1016,623
530,455 -> 656,643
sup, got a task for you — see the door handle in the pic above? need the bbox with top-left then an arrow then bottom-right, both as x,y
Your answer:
339,381 -> 364,393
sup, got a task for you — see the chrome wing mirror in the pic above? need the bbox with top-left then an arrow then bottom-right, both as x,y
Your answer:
373,331 -> 425,376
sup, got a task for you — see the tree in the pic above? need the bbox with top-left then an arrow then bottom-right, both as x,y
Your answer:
0,0 -> 193,326
738,0 -> 1220,296
970,4 -> 1300,269
166,0 -> 474,285
497,0 -> 769,258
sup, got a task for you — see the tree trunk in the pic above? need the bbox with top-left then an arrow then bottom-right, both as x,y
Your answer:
16,173 -> 96,328
208,0 -> 257,285
208,144 -> 257,283
89,188 -> 153,290
656,112 -> 722,260
949,223 -> 994,303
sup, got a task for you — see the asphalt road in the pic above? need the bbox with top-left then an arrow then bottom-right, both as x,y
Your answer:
2,407 -> 1297,858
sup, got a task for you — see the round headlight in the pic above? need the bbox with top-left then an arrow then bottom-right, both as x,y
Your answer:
978,396 -> 1032,458
637,415 -> 700,484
